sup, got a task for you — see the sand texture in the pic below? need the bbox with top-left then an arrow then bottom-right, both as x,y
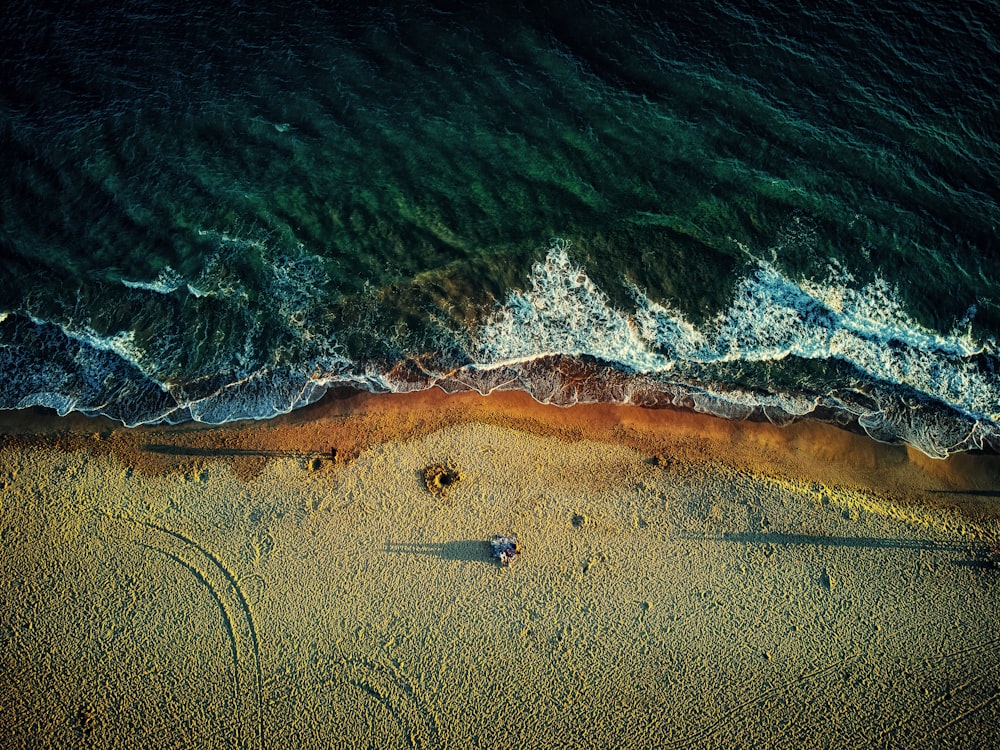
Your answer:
1,390 -> 999,748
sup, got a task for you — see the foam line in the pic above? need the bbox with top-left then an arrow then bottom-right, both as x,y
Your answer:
2,239 -> 997,457
461,240 -> 999,457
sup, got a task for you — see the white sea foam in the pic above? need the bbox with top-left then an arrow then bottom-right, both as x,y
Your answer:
470,238 -> 667,373
0,313 -> 182,424
6,236 -> 998,456
154,245 -> 354,422
121,266 -> 186,294
4,232 -> 361,427
799,264 -> 983,357
465,239 -> 1000,456
26,313 -> 148,376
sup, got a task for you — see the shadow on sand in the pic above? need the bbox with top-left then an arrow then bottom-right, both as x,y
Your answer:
143,444 -> 327,460
385,540 -> 494,565
926,489 -> 1000,498
681,530 -> 972,554
682,530 -> 1000,571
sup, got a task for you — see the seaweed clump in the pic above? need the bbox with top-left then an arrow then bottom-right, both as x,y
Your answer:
423,463 -> 461,499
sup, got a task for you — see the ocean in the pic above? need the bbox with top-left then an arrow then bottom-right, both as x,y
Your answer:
1,1 -> 998,458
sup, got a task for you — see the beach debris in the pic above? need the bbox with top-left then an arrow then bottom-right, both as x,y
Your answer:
652,454 -> 673,469
489,534 -> 520,567
307,456 -> 323,471
571,513 -> 588,528
423,463 -> 461,498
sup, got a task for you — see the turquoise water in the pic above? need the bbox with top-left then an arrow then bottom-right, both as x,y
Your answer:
1,1 -> 998,456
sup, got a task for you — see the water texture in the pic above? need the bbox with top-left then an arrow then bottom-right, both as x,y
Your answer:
1,1 -> 998,456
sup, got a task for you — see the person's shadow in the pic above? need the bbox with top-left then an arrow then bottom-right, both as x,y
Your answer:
385,540 -> 494,564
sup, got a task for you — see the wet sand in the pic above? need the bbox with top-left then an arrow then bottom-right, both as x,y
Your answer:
1,389 -> 999,748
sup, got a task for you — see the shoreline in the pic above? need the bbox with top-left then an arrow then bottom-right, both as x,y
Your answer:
2,387 -> 998,523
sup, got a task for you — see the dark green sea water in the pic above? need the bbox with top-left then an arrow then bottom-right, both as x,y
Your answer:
2,1 -> 998,457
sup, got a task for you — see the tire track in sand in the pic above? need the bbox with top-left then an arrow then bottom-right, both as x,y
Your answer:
664,654 -> 858,749
114,516 -> 264,750
864,634 -> 1000,749
324,656 -> 443,750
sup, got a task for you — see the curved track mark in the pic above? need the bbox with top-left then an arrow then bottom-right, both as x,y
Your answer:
864,636 -> 1000,748
921,690 -> 1000,743
119,517 -> 264,750
665,655 -> 857,749
330,657 -> 442,750
144,522 -> 263,701
137,542 -> 242,709
870,665 -> 1000,748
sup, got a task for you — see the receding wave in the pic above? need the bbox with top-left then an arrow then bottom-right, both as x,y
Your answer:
2,239 -> 997,458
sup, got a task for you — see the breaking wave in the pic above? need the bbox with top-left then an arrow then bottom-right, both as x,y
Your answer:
461,240 -> 1000,457
2,239 -> 997,458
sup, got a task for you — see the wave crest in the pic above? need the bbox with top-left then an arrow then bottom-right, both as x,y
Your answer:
3,238 -> 997,458
457,240 -> 999,457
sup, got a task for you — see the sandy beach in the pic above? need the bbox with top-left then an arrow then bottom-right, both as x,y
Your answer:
1,389 -> 998,748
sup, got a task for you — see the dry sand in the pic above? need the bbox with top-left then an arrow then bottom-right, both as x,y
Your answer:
1,389 -> 999,749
